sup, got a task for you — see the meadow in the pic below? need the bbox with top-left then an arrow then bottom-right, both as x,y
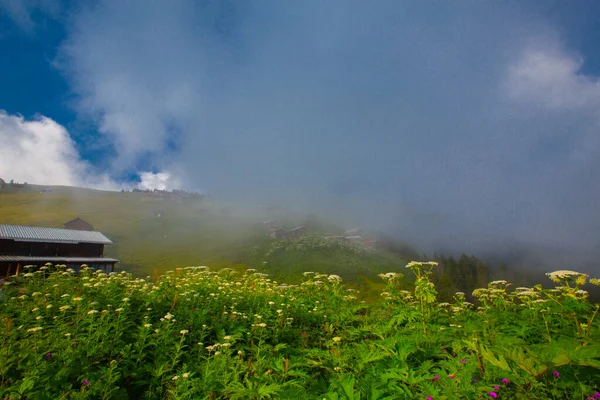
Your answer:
1,262 -> 599,399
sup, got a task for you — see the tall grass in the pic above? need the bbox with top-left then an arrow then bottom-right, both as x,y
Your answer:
1,262 -> 599,399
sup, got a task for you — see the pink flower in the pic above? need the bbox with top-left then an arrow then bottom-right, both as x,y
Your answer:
553,371 -> 560,377
489,392 -> 498,399
427,397 -> 433,400
433,375 -> 439,380
501,378 -> 510,384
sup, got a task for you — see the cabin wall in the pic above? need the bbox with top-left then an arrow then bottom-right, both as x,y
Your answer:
58,243 -> 104,257
0,239 -> 30,255
0,239 -> 104,257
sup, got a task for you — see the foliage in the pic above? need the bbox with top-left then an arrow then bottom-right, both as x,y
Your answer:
1,263 -> 599,399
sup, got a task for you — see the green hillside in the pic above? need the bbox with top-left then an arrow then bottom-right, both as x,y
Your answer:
0,185 -> 259,271
0,185 -> 410,291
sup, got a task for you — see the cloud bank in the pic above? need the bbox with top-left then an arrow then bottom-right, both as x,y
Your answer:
6,1 -> 600,269
0,110 -> 111,188
0,111 -> 177,191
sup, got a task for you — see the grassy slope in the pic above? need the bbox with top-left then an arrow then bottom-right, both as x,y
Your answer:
0,185 -> 409,290
0,186 -> 263,273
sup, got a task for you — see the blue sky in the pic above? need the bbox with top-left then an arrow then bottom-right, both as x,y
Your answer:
2,1 -> 600,268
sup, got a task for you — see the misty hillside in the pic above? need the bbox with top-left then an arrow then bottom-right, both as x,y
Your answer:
2,183 -> 598,302
0,184 -> 411,284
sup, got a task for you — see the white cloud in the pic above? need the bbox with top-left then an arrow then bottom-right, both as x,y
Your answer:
0,110 -> 143,190
137,171 -> 181,191
506,47 -> 600,110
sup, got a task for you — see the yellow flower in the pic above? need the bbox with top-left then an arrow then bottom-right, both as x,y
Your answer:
180,330 -> 189,335
27,327 -> 43,333
332,337 -> 342,342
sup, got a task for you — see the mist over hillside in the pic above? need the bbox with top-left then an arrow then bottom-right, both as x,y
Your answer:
1,182 -> 597,290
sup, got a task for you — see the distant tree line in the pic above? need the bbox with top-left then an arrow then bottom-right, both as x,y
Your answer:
0,178 -> 28,188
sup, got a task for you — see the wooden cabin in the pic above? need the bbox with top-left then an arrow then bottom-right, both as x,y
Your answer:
0,224 -> 118,277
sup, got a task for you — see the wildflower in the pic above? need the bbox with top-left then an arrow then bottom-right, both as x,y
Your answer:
87,310 -> 98,315
144,324 -> 152,328
31,307 -> 40,312
448,374 -> 455,379
546,270 -> 584,283
45,352 -> 51,357
223,335 -> 232,341
332,337 -> 342,342
27,327 -> 43,333
328,274 -> 342,282
64,333 -> 71,337
182,373 -> 190,378
72,297 -> 83,302
82,380 -> 89,386
489,393 -> 498,399
472,378 -> 478,383
122,298 -> 130,302
502,378 -> 510,384
460,359 -> 467,364
115,308 -> 124,312
180,330 -> 189,335
61,294 -> 70,298
172,376 -> 179,381
553,371 -> 560,377
433,375 -> 439,380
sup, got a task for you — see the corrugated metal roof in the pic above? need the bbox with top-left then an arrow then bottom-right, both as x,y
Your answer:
0,256 -> 119,263
0,224 -> 113,244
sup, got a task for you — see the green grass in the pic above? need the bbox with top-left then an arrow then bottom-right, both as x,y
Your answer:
0,186 -> 269,272
0,263 -> 599,399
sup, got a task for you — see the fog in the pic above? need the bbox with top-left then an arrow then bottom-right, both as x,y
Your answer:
3,1 -> 600,273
